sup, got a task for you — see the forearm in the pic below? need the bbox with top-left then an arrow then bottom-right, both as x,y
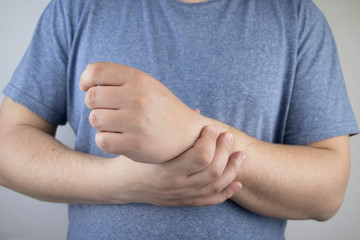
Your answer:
207,119 -> 350,221
0,125 -> 132,204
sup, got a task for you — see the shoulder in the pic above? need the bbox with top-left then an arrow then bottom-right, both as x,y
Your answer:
293,0 -> 326,22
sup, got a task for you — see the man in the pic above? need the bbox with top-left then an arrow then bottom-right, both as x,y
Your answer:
0,0 -> 358,239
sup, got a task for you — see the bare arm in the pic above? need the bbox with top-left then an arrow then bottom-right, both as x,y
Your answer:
210,121 -> 351,221
0,97 -> 129,203
79,62 -> 351,221
0,97 -> 242,205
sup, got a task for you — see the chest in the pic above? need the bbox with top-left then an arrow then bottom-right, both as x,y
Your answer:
68,1 -> 297,143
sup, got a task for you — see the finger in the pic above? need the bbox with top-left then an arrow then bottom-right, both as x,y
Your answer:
89,109 -> 132,133
195,152 -> 245,197
185,133 -> 234,187
162,126 -> 218,176
190,181 -> 242,207
85,86 -> 129,110
95,131 -> 130,155
79,62 -> 144,91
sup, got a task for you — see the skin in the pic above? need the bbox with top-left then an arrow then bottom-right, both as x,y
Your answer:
0,61 -> 350,221
174,0 -> 350,221
79,62 -> 351,221
0,97 -> 243,207
0,1 -> 352,220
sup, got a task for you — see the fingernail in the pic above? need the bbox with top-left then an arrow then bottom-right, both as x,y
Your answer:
235,182 -> 243,191
208,126 -> 216,136
226,133 -> 234,144
238,153 -> 246,165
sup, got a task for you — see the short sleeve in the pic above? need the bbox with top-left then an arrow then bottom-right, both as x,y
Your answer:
284,0 -> 359,145
2,0 -> 69,125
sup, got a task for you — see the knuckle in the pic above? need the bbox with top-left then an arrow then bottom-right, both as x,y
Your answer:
85,88 -> 97,109
218,133 -> 231,150
87,62 -> 105,79
134,71 -> 149,85
209,166 -> 222,179
89,111 -> 101,129
205,126 -> 217,138
212,183 -> 223,193
196,150 -> 213,168
81,62 -> 106,90
132,113 -> 150,131
95,133 -> 109,151
133,95 -> 147,109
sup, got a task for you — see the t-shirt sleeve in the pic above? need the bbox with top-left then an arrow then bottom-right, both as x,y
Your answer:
284,0 -> 359,145
2,0 -> 69,125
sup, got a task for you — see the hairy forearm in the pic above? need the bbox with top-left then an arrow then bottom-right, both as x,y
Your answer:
0,125 -> 131,204
207,119 -> 350,221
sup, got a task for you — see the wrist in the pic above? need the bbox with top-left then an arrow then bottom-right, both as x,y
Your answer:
95,156 -> 138,204
203,117 -> 255,154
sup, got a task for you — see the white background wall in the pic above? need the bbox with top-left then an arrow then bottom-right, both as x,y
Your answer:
0,0 -> 359,239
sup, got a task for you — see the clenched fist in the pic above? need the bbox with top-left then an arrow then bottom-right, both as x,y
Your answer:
80,62 -> 211,163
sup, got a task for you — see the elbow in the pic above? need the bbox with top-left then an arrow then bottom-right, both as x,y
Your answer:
0,137 -> 5,187
311,176 -> 348,222
312,196 -> 344,222
305,134 -> 351,222
315,165 -> 350,221
308,169 -> 349,222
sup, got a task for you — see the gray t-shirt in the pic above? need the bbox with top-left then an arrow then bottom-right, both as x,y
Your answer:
4,0 -> 358,239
